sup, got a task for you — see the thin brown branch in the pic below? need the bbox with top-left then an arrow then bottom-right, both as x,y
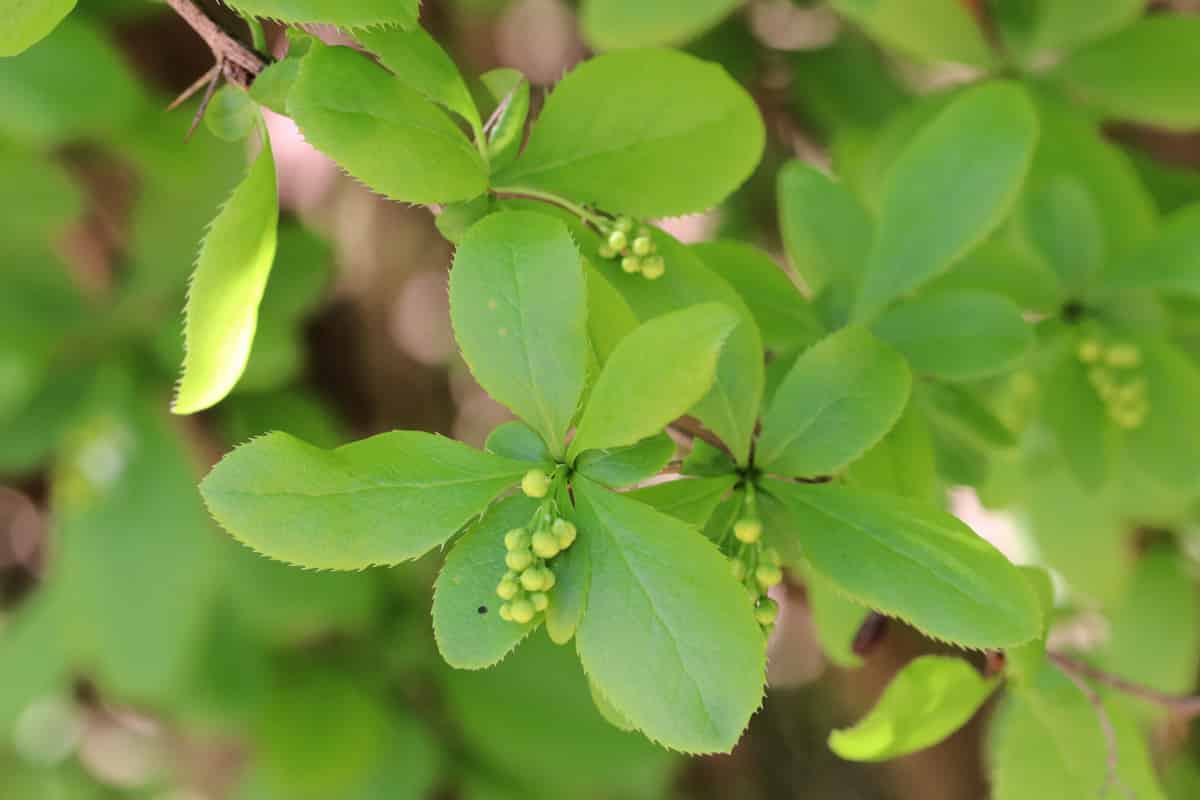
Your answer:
1049,652 -> 1200,720
186,58 -> 224,140
167,63 -> 221,111
165,0 -> 268,88
1054,657 -> 1132,799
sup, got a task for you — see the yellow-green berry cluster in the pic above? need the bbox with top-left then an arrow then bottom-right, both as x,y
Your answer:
496,470 -> 578,625
724,494 -> 782,634
1076,337 -> 1149,429
595,217 -> 665,280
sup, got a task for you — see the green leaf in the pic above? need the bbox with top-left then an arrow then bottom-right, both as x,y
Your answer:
494,49 -> 764,218
1126,336 -> 1200,491
545,484 -> 590,645
248,53 -> 303,116
287,44 -> 487,204
584,262 -> 639,366
853,82 -> 1039,321
831,0 -> 995,67
580,0 -> 740,49
757,326 -> 912,478
990,663 -> 1166,800
449,212 -> 588,456
484,421 -> 552,465
1050,16 -> 1200,131
1020,0 -> 1142,56
805,567 -> 870,669
1101,546 -> 1199,697
485,75 -> 529,173
767,481 -> 1042,649
845,399 -> 939,504
692,240 -> 824,352
0,16 -> 143,143
626,475 -> 738,527
1105,204 -> 1200,295
576,432 -> 675,488
573,478 -> 764,753
829,655 -> 998,761
872,290 -> 1032,381
223,0 -> 419,27
1004,566 -> 1055,685
434,495 -> 541,669
200,431 -> 528,569
1042,345 -> 1115,490
0,0 -> 75,56
174,136 -> 279,415
919,381 -> 1017,450
356,25 -> 481,131
923,238 -> 1062,314
681,438 -> 736,478
776,161 -> 873,318
1016,175 -> 1105,292
569,303 -> 738,460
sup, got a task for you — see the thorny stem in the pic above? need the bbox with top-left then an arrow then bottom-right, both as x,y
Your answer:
165,0 -> 268,89
1049,653 -> 1200,720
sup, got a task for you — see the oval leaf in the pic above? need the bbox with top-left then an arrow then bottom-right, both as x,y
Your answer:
853,82 -> 1039,320
494,49 -> 763,218
0,0 -> 75,57
200,431 -> 528,569
356,26 -> 481,130
580,0 -> 741,49
174,135 -> 279,415
831,0 -> 995,67
287,44 -> 487,204
872,290 -> 1032,381
223,0 -> 418,27
575,432 -> 675,488
574,478 -> 765,753
433,495 -> 541,669
569,303 -> 739,460
829,655 -> 998,762
766,480 -> 1042,649
757,327 -> 912,478
449,212 -> 589,457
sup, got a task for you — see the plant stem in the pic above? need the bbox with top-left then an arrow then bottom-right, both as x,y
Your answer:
1049,652 -> 1200,720
491,186 -> 608,229
165,0 -> 268,88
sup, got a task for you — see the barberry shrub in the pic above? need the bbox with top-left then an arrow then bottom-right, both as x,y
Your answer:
4,0 -> 1200,797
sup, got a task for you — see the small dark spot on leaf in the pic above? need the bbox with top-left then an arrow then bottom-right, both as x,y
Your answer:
477,605 -> 488,615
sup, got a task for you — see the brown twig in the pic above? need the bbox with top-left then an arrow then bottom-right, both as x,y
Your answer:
1049,652 -> 1200,720
1053,657 -> 1132,799
164,0 -> 268,89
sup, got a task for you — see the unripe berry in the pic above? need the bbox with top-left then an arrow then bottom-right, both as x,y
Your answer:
521,469 -> 550,498
756,563 -> 783,589
531,529 -> 561,559
510,598 -> 535,624
530,592 -> 549,611
615,217 -> 634,234
755,598 -> 779,626
632,236 -> 653,256
608,230 -> 628,251
505,548 -> 533,572
504,528 -> 529,551
640,256 -> 665,280
499,603 -> 513,621
1077,339 -> 1102,363
762,547 -> 782,567
540,567 -> 557,590
621,256 -> 641,274
520,567 -> 545,592
729,559 -> 746,581
734,517 -> 762,544
1106,343 -> 1141,368
597,244 -> 617,259
496,578 -> 519,600
552,518 -> 577,549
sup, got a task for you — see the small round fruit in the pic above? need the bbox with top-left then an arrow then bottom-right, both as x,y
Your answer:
755,563 -> 783,589
510,598 -> 535,624
1077,340 -> 1102,363
615,217 -> 634,234
521,469 -> 551,499
729,559 -> 746,581
1106,344 -> 1142,369
640,256 -> 665,280
520,567 -> 546,592
621,256 -> 641,274
632,236 -> 653,256
499,603 -> 513,621
597,244 -> 617,259
552,518 -> 577,548
607,230 -> 628,252
530,592 -> 549,611
496,578 -> 519,600
540,568 -> 557,590
531,529 -> 561,559
504,528 -> 529,551
762,547 -> 782,567
734,517 -> 762,544
755,598 -> 780,626
505,548 -> 534,572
